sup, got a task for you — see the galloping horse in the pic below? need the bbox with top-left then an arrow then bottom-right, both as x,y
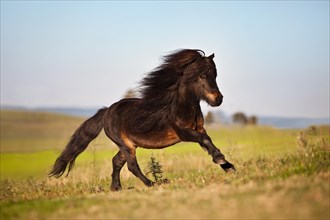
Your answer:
49,49 -> 236,191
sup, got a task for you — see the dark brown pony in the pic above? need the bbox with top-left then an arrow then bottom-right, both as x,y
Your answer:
49,49 -> 236,191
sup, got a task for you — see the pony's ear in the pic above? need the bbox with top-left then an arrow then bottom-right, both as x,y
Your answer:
208,53 -> 215,59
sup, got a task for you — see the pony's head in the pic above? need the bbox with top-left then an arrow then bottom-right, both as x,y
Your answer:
183,52 -> 223,107
141,49 -> 223,107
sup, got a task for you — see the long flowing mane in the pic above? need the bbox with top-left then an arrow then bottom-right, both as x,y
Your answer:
140,49 -> 205,102
132,49 -> 207,133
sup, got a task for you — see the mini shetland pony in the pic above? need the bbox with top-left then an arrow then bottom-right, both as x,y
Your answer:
49,49 -> 236,191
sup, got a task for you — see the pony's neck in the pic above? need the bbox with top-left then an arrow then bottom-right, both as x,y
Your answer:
177,85 -> 200,107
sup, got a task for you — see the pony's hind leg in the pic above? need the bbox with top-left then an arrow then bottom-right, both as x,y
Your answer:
110,150 -> 127,191
121,146 -> 154,187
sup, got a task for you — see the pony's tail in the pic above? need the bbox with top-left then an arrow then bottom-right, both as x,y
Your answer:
49,107 -> 107,178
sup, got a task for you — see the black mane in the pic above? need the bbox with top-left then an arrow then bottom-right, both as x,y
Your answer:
132,49 -> 209,133
140,49 -> 205,102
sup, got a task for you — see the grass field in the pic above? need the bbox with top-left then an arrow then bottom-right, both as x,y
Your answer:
0,110 -> 329,219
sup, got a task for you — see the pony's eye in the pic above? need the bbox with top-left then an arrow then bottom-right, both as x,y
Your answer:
200,74 -> 207,79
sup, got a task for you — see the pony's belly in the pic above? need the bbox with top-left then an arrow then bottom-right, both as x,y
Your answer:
131,130 -> 181,149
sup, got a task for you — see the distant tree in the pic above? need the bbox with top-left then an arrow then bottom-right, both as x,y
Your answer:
248,116 -> 258,125
232,112 -> 248,125
205,111 -> 215,125
123,89 -> 137,99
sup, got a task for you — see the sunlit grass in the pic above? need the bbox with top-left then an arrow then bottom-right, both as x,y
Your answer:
0,110 -> 329,219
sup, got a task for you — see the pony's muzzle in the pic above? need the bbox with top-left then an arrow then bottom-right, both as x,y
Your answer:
207,91 -> 223,106
215,93 -> 223,106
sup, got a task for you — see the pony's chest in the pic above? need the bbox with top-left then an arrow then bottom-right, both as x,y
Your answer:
176,108 -> 200,130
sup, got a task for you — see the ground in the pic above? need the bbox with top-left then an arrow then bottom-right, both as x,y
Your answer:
0,110 -> 329,219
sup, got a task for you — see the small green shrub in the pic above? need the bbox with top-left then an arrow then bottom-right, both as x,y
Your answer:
146,155 -> 169,184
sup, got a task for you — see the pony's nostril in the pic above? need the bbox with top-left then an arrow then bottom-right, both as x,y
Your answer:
216,95 -> 223,105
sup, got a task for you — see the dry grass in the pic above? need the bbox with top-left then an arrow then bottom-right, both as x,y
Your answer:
1,172 -> 329,219
0,110 -> 329,219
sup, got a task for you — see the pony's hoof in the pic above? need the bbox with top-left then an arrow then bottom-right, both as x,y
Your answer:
110,185 -> 122,192
146,181 -> 155,187
144,180 -> 156,187
220,162 -> 236,173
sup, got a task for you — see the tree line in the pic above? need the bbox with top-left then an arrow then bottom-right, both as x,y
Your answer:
205,111 -> 258,126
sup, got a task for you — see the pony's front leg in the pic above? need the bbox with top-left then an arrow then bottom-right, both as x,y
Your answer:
200,136 -> 236,172
176,128 -> 236,172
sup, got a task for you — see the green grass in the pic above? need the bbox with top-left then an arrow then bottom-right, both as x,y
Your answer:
0,110 -> 329,219
0,123 -> 301,180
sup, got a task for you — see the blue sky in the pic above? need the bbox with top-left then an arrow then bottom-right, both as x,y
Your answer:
1,1 -> 329,118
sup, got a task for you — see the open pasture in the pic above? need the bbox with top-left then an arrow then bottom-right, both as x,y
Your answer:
0,110 -> 329,219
